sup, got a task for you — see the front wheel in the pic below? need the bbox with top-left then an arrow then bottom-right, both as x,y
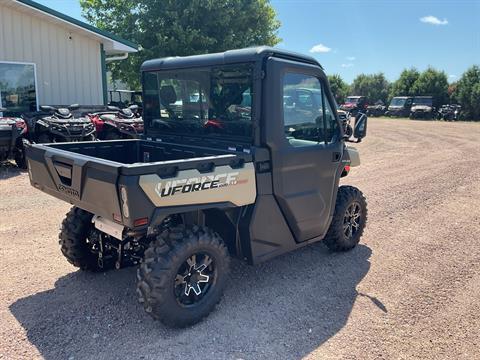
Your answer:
137,225 -> 230,327
323,186 -> 367,251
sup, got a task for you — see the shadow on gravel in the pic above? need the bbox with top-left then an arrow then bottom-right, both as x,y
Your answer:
10,243 -> 373,360
0,162 -> 23,179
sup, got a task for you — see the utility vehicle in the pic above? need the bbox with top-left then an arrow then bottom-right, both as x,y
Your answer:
26,47 -> 368,327
87,105 -> 144,140
22,104 -> 96,143
385,96 -> 413,117
0,107 -> 28,168
410,96 -> 434,120
108,90 -> 143,114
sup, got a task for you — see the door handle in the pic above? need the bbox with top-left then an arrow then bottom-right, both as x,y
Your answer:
332,152 -> 341,162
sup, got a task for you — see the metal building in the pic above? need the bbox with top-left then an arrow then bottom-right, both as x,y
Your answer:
0,0 -> 137,115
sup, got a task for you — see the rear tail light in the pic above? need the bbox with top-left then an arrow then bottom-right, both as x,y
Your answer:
134,217 -> 149,227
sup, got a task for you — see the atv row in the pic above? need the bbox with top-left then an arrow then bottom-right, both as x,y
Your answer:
22,104 -> 143,143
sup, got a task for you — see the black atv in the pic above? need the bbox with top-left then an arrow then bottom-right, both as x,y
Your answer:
88,105 -> 144,140
366,102 -> 386,117
23,104 -> 96,143
437,104 -> 462,121
0,107 -> 28,168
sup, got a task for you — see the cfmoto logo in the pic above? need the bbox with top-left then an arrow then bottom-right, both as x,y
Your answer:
57,184 -> 80,198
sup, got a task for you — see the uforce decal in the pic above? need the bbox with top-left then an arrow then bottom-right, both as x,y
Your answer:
155,172 -> 240,198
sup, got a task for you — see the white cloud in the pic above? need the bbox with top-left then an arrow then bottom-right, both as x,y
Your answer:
449,74 -> 457,78
420,15 -> 448,25
341,63 -> 354,68
309,43 -> 331,53
346,56 -> 356,61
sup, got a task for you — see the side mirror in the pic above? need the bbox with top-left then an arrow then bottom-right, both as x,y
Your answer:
353,113 -> 368,142
69,104 -> 80,110
40,105 -> 55,112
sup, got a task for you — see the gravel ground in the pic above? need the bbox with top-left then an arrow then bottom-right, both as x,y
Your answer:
1,118 -> 479,360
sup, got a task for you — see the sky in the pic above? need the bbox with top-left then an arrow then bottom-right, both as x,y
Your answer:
36,0 -> 480,83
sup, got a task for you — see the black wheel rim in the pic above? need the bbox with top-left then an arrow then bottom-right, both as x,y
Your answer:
343,201 -> 362,240
174,252 -> 216,307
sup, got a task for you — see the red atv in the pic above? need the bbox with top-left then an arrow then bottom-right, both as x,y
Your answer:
88,105 -> 144,140
0,107 -> 28,168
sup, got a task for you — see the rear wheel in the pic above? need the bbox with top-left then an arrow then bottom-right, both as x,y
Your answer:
324,186 -> 367,251
59,207 -> 113,271
137,225 -> 230,327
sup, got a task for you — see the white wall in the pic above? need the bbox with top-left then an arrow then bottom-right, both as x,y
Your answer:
0,3 -> 104,105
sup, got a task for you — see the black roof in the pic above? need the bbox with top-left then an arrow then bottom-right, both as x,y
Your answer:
141,46 -> 322,72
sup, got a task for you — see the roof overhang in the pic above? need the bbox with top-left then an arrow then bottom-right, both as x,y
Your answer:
3,0 -> 138,55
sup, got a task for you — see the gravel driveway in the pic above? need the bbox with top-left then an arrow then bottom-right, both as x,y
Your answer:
1,118 -> 479,359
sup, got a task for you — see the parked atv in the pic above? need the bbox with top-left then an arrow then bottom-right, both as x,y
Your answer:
366,101 -> 386,117
410,96 -> 434,120
88,105 -> 144,140
340,96 -> 368,116
0,107 -> 28,168
385,96 -> 413,117
26,47 -> 368,328
437,104 -> 462,121
23,104 -> 96,143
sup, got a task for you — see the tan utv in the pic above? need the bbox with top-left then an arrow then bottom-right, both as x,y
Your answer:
26,47 -> 368,327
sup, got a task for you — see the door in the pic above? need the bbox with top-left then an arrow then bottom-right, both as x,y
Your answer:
264,58 -> 344,242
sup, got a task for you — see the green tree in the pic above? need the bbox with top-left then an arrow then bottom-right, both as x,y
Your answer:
455,65 -> 480,120
327,74 -> 350,104
351,73 -> 390,104
411,67 -> 449,107
80,0 -> 281,88
389,68 -> 420,98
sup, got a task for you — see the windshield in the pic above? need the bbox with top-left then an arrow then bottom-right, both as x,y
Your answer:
346,97 -> 359,104
142,64 -> 253,141
413,97 -> 432,106
390,98 -> 406,106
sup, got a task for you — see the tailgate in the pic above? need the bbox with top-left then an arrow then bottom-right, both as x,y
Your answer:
26,144 -> 124,222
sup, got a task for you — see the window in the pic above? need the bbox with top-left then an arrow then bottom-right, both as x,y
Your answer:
143,64 -> 253,142
283,72 -> 338,147
0,62 -> 38,116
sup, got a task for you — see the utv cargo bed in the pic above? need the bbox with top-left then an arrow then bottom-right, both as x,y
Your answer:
26,139 -> 255,229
